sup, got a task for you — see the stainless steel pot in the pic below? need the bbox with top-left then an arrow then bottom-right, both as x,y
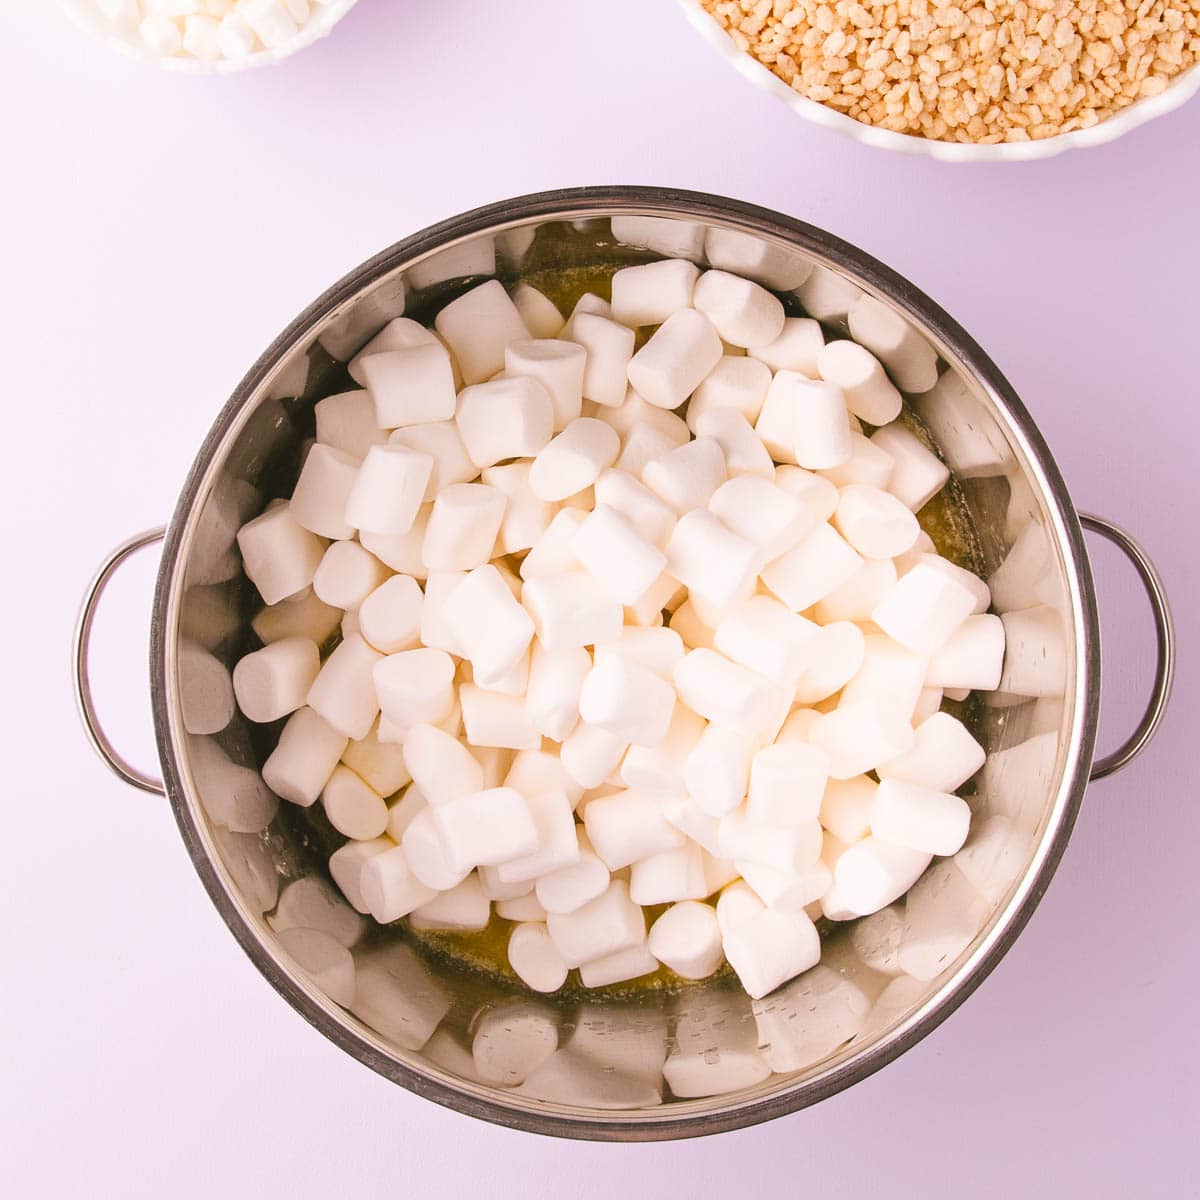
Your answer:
72,188 -> 1175,1140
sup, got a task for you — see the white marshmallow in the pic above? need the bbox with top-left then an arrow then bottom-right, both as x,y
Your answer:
776,707 -> 822,742
440,564 -> 533,685
706,228 -> 812,290
578,656 -> 676,748
518,508 -> 586,580
707,476 -> 816,565
416,571 -> 465,656
871,778 -> 971,857
571,504 -> 667,606
535,828 -> 611,915
503,339 -> 585,431
400,805 -> 469,890
523,643 -> 589,742
629,842 -> 707,905
561,292 -> 613,341
348,318 -> 439,387
559,721 -> 628,789
361,343 -> 457,429
289,444 -> 359,540
869,423 -> 949,511
314,390 -> 387,461
497,791 -> 580,883
847,294 -> 939,394
421,483 -> 505,572
668,600 -> 715,651
584,790 -> 685,871
386,786 -> 426,842
930,613 -> 1006,691
430,787 -> 538,874
749,316 -> 825,375
879,714 -> 983,795
434,280 -> 531,386
818,340 -> 903,425
714,596 -> 820,689
718,808 -> 822,874
262,706 -> 347,807
312,540 -> 389,612
809,701 -> 916,779
512,286 -> 565,340
914,686 -> 944,723
306,634 -> 382,740
665,510 -> 757,612
593,469 -> 677,549
819,774 -> 877,843
572,313 -> 635,407
737,858 -> 831,912
872,558 -> 979,655
594,388 -> 691,443
687,355 -> 772,428
322,765 -> 389,840
673,649 -> 789,740
813,557 -> 898,624
721,901 -> 821,1000
388,421 -> 477,501
251,587 -> 341,648
693,270 -> 786,348
359,506 -> 430,580
459,684 -> 541,750
357,575 -> 422,654
233,636 -> 320,723
820,432 -> 896,490
834,484 -> 920,559
522,570 -> 623,650
627,308 -> 723,410
329,836 -> 394,914
610,259 -> 700,327
527,418 -> 619,503
760,372 -> 853,470
508,923 -> 569,993
340,715 -> 412,798
793,621 -> 867,704
761,522 -> 863,612
358,843 -> 438,923
502,748 -> 581,807
401,722 -> 484,808
796,263 -> 862,322
840,632 -> 929,721
774,465 -> 840,523
642,436 -> 727,514
578,942 -> 659,988
456,377 -> 554,469
342,444 -> 433,537
833,835 -> 933,916
410,873 -> 491,932
747,741 -> 828,825
546,879 -> 646,968
612,424 -> 673,478
611,215 -> 707,260
922,554 -> 991,614
647,901 -> 723,979
621,703 -> 705,797
593,626 -> 684,680
682,723 -> 755,817
372,647 -> 455,728
690,408 -> 774,480
661,796 -> 721,857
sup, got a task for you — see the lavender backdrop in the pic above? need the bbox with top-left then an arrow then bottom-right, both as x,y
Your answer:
2,1 -> 1195,1195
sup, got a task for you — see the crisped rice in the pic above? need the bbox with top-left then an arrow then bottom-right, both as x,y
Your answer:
699,0 -> 1200,142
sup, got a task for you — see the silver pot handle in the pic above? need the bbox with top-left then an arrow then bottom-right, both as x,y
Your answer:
73,526 -> 168,796
1080,514 -> 1175,781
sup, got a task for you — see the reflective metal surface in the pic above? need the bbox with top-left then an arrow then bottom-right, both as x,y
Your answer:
105,188 -> 1173,1139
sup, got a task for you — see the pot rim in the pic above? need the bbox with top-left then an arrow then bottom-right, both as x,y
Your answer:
149,186 -> 1099,1140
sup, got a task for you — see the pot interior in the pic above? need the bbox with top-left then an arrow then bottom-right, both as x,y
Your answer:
160,197 -> 1087,1137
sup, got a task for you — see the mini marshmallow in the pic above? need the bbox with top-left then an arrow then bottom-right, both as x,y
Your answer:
518,508 -> 587,580
847,294 -> 939,394
718,808 -> 823,874
747,741 -> 828,825
775,466 -> 841,523
761,372 -> 853,470
343,720 -> 412,797
749,316 -> 825,376
513,286 -> 566,340
627,308 -> 723,410
402,722 -> 485,807
721,902 -> 821,1000
673,649 -> 790,740
921,554 -> 992,614
610,258 -> 700,327
818,340 -> 903,426
546,879 -> 646,968
708,476 -> 816,565
871,779 -> 971,857
559,721 -> 628,789
360,506 -> 430,580
417,571 -> 466,656
594,389 -> 691,444
527,418 -> 620,503
687,355 -> 772,427
312,540 -> 389,611
343,444 -> 433,537
504,340 -> 586,431
263,706 -> 348,807
422,483 -> 505,572
871,559 -> 979,655
689,408 -> 774,480
572,504 -> 667,606
358,575 -> 423,654
583,790 -> 685,871
796,263 -> 862,322
233,636 -> 320,723
683,724 -> 756,817
820,432 -> 896,490
793,621 -> 867,704
630,842 -> 707,906
613,424 -> 676,479
560,292 -> 613,340
819,775 -> 877,844
578,943 -> 660,988
524,643 -> 590,742
290,444 -> 360,540
761,522 -> 863,612
359,844 -> 439,923
386,786 -> 426,842
478,863 -> 535,902
460,684 -> 542,750
737,858 -> 831,912
434,280 -> 531,385
388,421 -> 477,501
834,484 -> 921,559
840,633 -> 929,721
329,836 -> 395,914
508,923 -> 570,993
522,570 -> 623,650
714,596 -> 819,689
431,787 -> 539,874
572,313 -> 635,407
647,901 -> 724,979
456,376 -> 554,470
665,510 -> 758,612
578,655 -> 676,748
307,635 -> 383,740
441,564 -> 533,685
348,318 -> 440,387
593,469 -> 677,549
808,701 -> 916,779
361,343 -> 457,429
931,614 -> 1008,691
314,390 -> 388,461
401,805 -> 470,890
642,436 -> 727,514
593,626 -> 684,680
621,702 -> 706,797
869,424 -> 949,511
322,765 -> 389,840
833,836 -> 933,916
669,600 -> 715,651
410,873 -> 491,932
535,829 -> 611,915
693,270 -> 785,348
252,587 -> 341,647
497,791 -> 580,883
813,557 -> 898,624
372,647 -> 455,728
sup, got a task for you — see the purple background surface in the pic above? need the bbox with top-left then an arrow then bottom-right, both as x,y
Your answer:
2,2 -> 1196,1195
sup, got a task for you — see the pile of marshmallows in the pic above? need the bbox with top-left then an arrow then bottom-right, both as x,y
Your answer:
87,0 -> 336,61
233,255 -> 1005,1001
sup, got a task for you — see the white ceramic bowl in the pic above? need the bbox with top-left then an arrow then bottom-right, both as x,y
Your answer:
677,0 -> 1200,162
62,0 -> 359,73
